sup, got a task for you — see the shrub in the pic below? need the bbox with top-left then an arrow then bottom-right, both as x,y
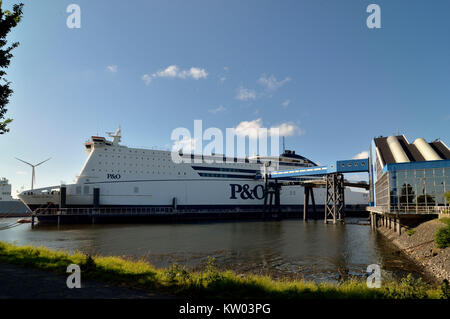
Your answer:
165,263 -> 191,282
440,280 -> 450,299
435,226 -> 450,249
385,274 -> 429,299
204,256 -> 224,283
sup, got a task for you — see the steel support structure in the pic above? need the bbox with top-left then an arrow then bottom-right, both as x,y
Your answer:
263,180 -> 281,217
324,173 -> 345,224
303,186 -> 317,221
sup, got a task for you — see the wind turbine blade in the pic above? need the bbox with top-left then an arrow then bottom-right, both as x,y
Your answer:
15,157 -> 34,167
35,158 -> 51,167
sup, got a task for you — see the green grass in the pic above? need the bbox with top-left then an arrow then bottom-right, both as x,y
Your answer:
0,241 -> 447,299
439,217 -> 450,227
406,229 -> 416,236
435,218 -> 450,249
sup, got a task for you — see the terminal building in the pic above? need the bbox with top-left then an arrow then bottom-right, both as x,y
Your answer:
372,135 -> 450,213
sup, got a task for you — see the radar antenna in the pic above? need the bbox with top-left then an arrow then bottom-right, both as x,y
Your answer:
107,126 -> 122,145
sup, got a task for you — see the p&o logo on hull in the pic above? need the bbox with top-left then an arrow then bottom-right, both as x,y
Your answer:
230,184 -> 265,200
107,174 -> 121,180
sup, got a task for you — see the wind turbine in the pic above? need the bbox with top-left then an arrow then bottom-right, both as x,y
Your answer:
15,157 -> 51,190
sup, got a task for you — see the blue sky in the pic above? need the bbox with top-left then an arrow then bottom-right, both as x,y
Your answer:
1,0 -> 449,195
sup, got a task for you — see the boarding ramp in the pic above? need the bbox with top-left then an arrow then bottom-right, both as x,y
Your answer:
260,158 -> 372,224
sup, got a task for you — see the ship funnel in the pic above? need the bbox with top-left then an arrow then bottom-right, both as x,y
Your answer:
413,138 -> 442,161
386,136 -> 410,163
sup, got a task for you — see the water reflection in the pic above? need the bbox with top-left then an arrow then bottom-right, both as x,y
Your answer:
0,218 -> 433,283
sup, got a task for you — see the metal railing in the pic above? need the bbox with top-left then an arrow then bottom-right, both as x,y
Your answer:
34,207 -> 176,216
34,206 -> 270,216
369,205 -> 448,215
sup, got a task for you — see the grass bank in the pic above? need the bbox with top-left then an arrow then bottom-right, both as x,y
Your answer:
0,241 -> 448,299
436,217 -> 450,249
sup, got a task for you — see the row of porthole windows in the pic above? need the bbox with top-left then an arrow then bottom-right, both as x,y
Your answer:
103,148 -> 171,156
99,152 -> 265,169
98,162 -> 175,169
99,154 -> 170,161
98,161 -> 176,166
91,168 -> 187,175
102,148 -> 271,170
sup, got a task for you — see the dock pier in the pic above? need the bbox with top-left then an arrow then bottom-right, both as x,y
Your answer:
367,206 -> 442,235
261,158 -> 371,224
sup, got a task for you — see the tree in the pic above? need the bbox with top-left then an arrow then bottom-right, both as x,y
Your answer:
0,1 -> 23,134
399,183 -> 415,206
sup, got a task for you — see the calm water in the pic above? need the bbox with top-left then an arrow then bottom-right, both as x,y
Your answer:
0,217 -> 432,283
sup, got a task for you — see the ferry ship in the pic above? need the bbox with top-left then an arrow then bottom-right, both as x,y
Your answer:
0,178 -> 30,216
18,128 -> 368,215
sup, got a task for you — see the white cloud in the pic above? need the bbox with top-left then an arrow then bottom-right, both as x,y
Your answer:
233,118 -> 302,139
236,86 -> 256,101
209,105 -> 226,114
106,65 -> 118,73
149,65 -> 208,82
219,76 -> 226,83
184,67 -> 208,79
154,65 -> 179,78
141,74 -> 152,85
234,119 -> 264,139
258,74 -> 291,91
282,99 -> 290,108
16,171 -> 27,175
353,151 -> 369,159
269,122 -> 302,136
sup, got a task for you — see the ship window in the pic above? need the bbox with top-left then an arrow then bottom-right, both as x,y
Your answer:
83,186 -> 89,195
76,186 -> 81,195
134,187 -> 139,194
